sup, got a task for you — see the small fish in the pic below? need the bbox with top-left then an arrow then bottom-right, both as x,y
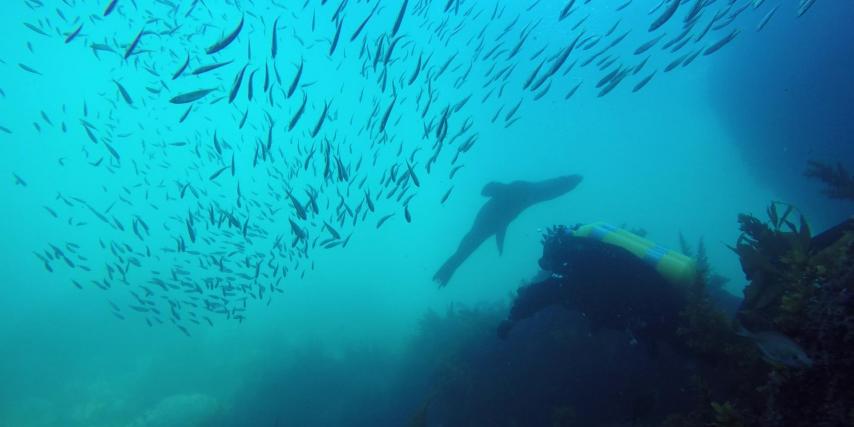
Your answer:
376,213 -> 394,229
113,80 -> 133,105
207,15 -> 244,54
124,28 -> 145,59
173,54 -> 190,79
440,186 -> 453,204
365,191 -> 375,212
186,218 -> 196,243
213,132 -> 222,154
310,101 -> 330,137
632,72 -> 656,92
289,218 -> 306,241
287,191 -> 307,220
391,0 -> 408,37
635,33 -> 666,55
287,60 -> 303,98
65,24 -> 83,44
288,92 -> 307,131
239,109 -> 249,128
247,69 -> 257,101
649,0 -> 679,32
756,5 -> 779,32
228,64 -> 249,103
409,53 -> 422,85
324,221 -> 340,239
176,324 -> 191,337
104,0 -> 118,16
104,142 -> 121,161
39,111 -> 52,126
351,3 -> 380,41
406,161 -> 420,187
18,63 -> 42,75
209,166 -> 228,180
329,19 -> 343,55
704,29 -> 740,56
271,17 -> 280,58
379,97 -> 396,132
737,326 -> 813,368
563,82 -> 581,99
179,106 -> 192,122
797,0 -> 816,16
24,23 -> 49,36
13,173 -> 27,186
263,63 -> 270,92
191,60 -> 234,75
170,88 -> 216,104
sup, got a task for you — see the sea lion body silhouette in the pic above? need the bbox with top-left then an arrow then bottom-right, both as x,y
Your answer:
434,174 -> 583,286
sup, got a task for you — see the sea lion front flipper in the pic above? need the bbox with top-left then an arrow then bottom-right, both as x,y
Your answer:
496,226 -> 507,255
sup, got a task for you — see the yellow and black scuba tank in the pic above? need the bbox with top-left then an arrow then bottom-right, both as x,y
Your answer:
572,222 -> 697,287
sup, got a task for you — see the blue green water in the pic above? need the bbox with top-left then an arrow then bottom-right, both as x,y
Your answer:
0,0 -> 850,426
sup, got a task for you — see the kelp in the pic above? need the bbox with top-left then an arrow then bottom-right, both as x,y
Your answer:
726,203 -> 854,426
666,202 -> 854,426
411,208 -> 851,426
676,238 -> 738,359
660,376 -> 759,427
729,202 -> 815,332
709,401 -> 746,427
673,235 -> 747,361
804,160 -> 854,201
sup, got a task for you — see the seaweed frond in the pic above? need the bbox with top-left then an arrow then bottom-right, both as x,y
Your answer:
804,160 -> 854,201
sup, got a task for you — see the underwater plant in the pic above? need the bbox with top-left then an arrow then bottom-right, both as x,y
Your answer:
550,405 -> 576,427
674,235 -> 756,366
610,202 -> 853,427
406,396 -> 434,427
709,401 -> 746,427
804,160 -> 854,201
729,202 -> 854,426
401,209 -> 851,427
729,201 -> 816,334
660,236 -> 766,426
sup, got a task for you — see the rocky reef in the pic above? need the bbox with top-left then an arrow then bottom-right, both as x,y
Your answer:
662,198 -> 853,426
403,163 -> 853,426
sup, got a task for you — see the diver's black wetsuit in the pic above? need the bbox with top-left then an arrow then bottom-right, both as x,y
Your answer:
498,226 -> 686,350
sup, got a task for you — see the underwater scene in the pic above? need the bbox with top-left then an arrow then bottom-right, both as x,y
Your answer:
1,0 -> 852,426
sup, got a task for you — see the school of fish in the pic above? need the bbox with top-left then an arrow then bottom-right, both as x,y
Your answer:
5,0 -> 816,336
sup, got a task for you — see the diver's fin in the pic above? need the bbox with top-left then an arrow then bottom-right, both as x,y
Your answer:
496,227 -> 507,255
481,181 -> 509,197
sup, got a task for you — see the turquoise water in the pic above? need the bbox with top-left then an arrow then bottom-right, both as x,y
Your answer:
0,1 -> 850,426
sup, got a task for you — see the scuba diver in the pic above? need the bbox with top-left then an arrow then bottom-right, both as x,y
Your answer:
497,223 -> 696,355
